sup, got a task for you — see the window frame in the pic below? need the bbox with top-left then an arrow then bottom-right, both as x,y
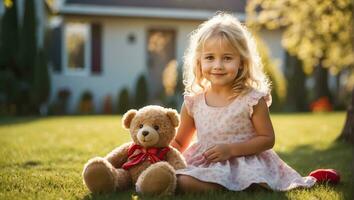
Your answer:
62,22 -> 92,76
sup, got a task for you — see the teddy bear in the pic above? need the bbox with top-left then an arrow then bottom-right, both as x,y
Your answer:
82,105 -> 187,196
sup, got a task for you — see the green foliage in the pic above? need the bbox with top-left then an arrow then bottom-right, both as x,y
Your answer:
0,0 -> 20,115
0,70 -> 20,115
134,74 -> 148,109
48,89 -> 71,115
0,0 -> 44,115
17,0 -> 37,115
0,0 -> 18,70
117,87 -> 130,114
0,113 -> 352,199
254,34 -> 287,111
31,48 -> 50,113
81,91 -> 93,102
284,53 -> 308,111
18,0 -> 37,81
247,0 -> 353,74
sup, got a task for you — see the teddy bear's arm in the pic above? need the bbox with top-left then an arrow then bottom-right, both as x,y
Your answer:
165,146 -> 187,170
104,142 -> 132,168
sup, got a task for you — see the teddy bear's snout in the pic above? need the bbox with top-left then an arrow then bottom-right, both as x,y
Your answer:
137,126 -> 160,147
142,131 -> 149,136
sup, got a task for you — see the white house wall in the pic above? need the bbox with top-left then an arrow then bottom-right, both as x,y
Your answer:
258,29 -> 285,72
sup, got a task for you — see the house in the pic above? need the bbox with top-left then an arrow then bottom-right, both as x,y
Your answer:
48,0 -> 287,114
2,0 -> 286,114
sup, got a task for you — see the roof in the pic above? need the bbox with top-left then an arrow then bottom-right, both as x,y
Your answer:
66,0 -> 246,13
58,0 -> 246,20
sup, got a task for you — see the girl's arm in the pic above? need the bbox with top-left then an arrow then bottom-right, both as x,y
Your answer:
230,98 -> 275,156
204,98 -> 275,162
171,103 -> 196,153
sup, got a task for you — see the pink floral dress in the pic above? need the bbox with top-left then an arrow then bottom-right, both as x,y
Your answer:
176,89 -> 316,191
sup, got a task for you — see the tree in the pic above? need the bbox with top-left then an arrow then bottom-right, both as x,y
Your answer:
19,0 -> 37,81
247,0 -> 354,143
247,0 -> 353,73
18,0 -> 37,114
0,0 -> 18,70
338,1 -> 354,144
339,89 -> 354,143
0,0 -> 20,115
31,48 -> 50,114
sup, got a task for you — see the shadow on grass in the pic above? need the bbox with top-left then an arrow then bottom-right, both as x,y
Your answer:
276,141 -> 353,175
82,187 -> 288,200
0,115 -> 120,126
83,187 -> 291,200
0,116 -> 40,126
82,190 -> 136,200
277,141 -> 353,200
80,141 -> 353,200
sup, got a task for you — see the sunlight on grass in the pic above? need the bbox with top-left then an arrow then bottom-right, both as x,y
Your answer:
0,112 -> 352,200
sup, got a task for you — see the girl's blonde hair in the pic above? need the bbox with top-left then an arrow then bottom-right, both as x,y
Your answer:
183,12 -> 270,98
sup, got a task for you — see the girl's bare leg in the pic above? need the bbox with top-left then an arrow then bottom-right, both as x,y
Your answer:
177,175 -> 225,193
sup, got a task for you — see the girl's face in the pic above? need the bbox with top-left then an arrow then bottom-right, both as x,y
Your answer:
200,36 -> 241,88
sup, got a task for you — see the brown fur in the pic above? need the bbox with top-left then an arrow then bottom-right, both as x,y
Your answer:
82,105 -> 186,196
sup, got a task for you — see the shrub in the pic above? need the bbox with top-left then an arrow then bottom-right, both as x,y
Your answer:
310,96 -> 332,112
117,87 -> 130,114
0,70 -> 20,115
103,95 -> 113,114
78,90 -> 94,114
48,88 -> 71,115
134,74 -> 148,109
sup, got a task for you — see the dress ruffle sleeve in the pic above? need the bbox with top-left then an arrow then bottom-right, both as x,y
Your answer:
247,89 -> 272,117
184,95 -> 194,117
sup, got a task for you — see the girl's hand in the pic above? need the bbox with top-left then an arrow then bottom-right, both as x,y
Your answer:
203,144 -> 232,163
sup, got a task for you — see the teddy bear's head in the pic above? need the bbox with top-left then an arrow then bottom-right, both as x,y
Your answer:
122,105 -> 179,148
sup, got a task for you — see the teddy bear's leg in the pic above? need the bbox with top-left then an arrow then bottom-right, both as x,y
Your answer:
136,162 -> 176,196
82,157 -> 131,193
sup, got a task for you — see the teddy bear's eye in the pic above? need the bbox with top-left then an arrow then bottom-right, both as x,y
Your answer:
153,125 -> 159,131
139,124 -> 143,129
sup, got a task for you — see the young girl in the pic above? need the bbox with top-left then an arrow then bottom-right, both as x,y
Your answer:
172,13 -> 339,193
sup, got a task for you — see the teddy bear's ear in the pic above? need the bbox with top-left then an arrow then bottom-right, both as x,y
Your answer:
122,109 -> 137,129
166,109 -> 180,128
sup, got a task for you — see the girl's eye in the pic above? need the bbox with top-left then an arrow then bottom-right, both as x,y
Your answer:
205,56 -> 213,60
153,125 -> 159,131
224,56 -> 232,61
139,124 -> 143,129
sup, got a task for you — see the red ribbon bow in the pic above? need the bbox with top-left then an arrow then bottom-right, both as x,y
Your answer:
122,144 -> 170,170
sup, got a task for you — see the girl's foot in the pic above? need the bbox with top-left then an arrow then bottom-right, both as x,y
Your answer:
309,169 -> 340,184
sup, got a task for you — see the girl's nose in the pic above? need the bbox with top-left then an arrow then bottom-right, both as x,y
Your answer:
213,60 -> 224,70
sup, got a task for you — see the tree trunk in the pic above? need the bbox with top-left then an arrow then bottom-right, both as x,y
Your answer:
338,88 -> 354,144
338,0 -> 354,145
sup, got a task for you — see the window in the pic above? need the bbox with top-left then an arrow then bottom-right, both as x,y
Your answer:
63,22 -> 91,75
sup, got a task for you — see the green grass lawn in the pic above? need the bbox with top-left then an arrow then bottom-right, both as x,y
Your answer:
0,112 -> 352,200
